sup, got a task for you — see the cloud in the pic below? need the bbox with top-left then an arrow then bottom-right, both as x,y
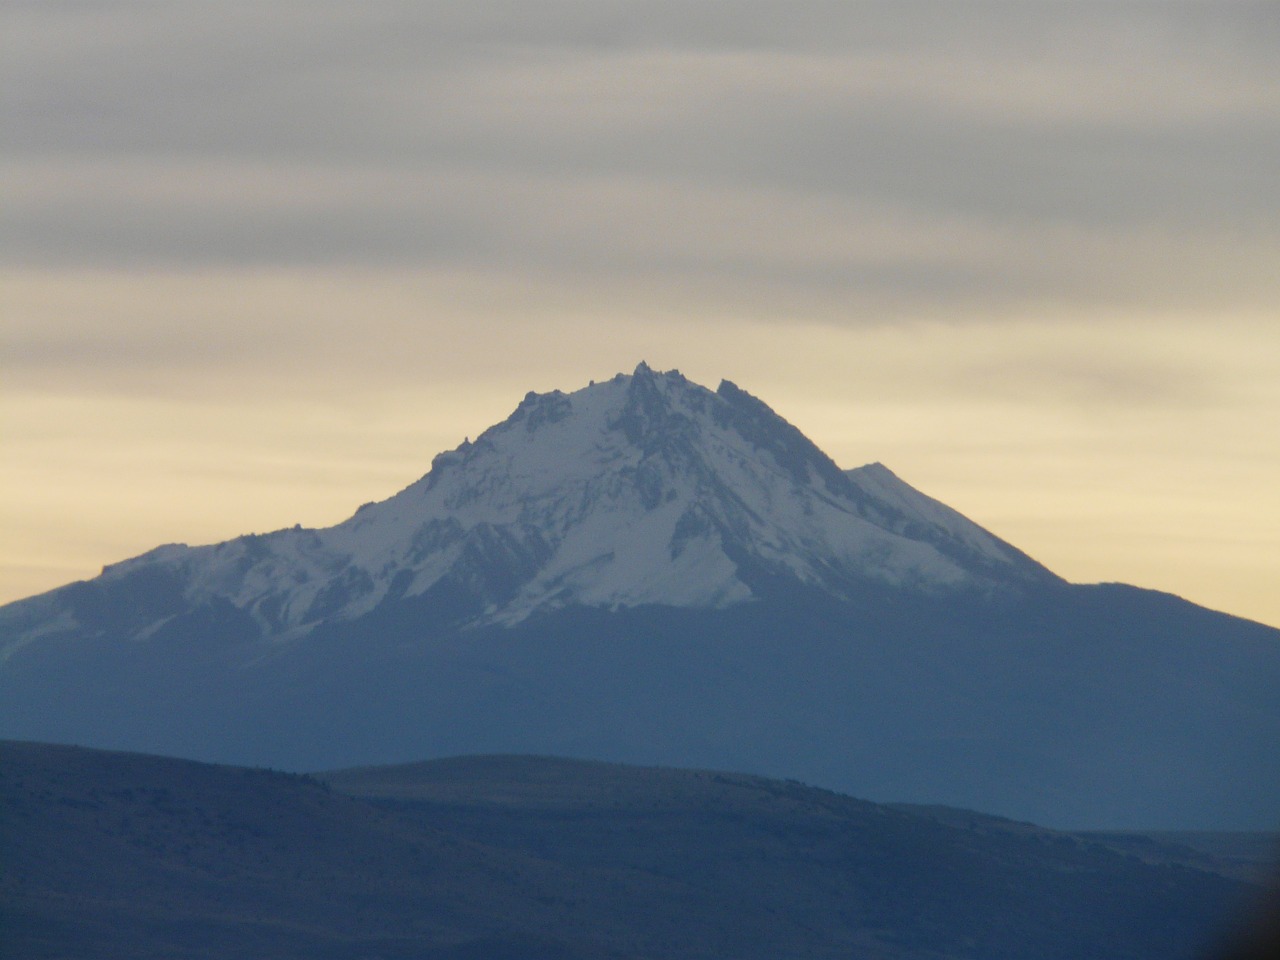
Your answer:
6,155 -> 1275,332
951,353 -> 1213,409
4,1 -> 1277,322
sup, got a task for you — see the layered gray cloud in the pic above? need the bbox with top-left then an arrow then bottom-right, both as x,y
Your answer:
5,1 -> 1277,317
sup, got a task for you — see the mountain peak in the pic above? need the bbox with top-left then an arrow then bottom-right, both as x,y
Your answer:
6,367 -> 1059,640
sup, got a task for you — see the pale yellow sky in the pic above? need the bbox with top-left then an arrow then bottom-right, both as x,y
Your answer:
3,4 -> 1278,626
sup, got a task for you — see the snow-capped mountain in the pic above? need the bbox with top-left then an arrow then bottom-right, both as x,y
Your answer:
3,365 -> 1278,831
24,363 -> 1054,649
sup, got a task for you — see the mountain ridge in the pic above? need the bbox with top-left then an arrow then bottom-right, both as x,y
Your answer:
0,363 -> 1056,649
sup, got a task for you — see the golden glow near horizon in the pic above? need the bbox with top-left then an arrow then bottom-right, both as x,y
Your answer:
3,4 -> 1278,627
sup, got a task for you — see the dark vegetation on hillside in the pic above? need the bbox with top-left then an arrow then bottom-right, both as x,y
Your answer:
1,741 -> 1267,960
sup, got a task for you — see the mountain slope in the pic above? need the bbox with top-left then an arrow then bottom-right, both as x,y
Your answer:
0,363 -> 1056,652
1,366 -> 1277,830
0,741 -> 1260,960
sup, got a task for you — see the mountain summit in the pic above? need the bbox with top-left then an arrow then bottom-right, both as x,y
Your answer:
29,364 -> 1054,645
2,365 -> 1277,830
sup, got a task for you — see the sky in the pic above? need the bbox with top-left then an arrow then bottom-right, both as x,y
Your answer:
3,1 -> 1278,627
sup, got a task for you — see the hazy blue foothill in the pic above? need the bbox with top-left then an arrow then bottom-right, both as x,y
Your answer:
2,367 -> 1277,831
0,741 -> 1267,960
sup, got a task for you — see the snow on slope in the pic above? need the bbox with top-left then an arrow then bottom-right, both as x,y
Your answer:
3,364 -> 1059,646
844,462 -> 1050,579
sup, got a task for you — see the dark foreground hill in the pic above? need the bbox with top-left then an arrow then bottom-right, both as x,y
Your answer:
1,741 -> 1267,960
